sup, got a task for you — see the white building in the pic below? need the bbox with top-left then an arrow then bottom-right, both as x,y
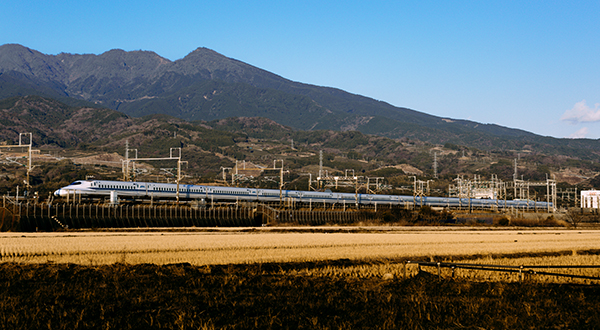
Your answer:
581,190 -> 600,209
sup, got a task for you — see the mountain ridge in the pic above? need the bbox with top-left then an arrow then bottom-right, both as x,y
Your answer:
0,44 -> 598,160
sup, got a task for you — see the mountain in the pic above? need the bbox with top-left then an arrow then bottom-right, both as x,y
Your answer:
1,43 -> 599,160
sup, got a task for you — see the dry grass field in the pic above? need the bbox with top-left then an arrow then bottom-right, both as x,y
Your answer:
3,227 -> 600,329
2,227 -> 600,266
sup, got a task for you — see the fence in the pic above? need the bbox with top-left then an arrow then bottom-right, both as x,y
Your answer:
266,207 -> 367,225
15,203 -> 262,231
3,202 -> 373,231
409,261 -> 600,282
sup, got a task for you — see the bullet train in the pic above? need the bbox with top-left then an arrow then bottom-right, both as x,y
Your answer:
54,179 -> 553,210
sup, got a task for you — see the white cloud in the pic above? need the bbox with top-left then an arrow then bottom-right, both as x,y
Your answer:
560,100 -> 600,124
568,127 -> 589,139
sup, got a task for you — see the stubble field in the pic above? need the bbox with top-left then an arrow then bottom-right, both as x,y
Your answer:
2,227 -> 600,266
3,227 -> 600,329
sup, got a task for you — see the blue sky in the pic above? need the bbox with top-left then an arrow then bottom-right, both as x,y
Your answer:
3,1 -> 600,139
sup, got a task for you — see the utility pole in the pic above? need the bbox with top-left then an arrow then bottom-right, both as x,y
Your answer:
171,148 -> 185,204
433,152 -> 438,179
1,133 -> 34,197
319,150 -> 323,179
124,140 -> 129,181
274,159 -> 284,205
19,133 -> 33,194
123,140 -> 138,181
121,148 -> 184,203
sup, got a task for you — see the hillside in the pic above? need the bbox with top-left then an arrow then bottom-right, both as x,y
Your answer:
1,44 -> 599,160
1,96 -> 599,202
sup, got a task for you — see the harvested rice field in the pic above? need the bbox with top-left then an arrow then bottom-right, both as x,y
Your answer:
4,227 -> 600,329
2,227 -> 600,265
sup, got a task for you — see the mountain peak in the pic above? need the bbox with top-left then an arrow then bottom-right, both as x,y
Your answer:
0,43 -> 33,54
178,47 -> 237,66
189,47 -> 223,56
0,44 -> 65,82
171,46 -> 259,81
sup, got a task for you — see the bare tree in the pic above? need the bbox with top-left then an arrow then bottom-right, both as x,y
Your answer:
564,208 -> 583,228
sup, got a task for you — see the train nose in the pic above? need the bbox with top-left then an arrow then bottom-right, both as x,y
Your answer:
53,189 -> 62,197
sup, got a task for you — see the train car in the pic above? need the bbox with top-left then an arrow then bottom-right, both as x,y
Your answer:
54,179 -> 553,211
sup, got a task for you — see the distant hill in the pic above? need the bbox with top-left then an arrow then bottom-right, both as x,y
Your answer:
0,95 -> 132,148
1,43 -> 599,160
1,95 -> 599,190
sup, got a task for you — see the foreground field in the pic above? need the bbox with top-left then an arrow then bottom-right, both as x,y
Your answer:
3,227 -> 600,329
2,227 -> 600,265
2,262 -> 600,330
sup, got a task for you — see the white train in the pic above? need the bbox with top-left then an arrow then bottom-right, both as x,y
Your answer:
54,179 -> 553,210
